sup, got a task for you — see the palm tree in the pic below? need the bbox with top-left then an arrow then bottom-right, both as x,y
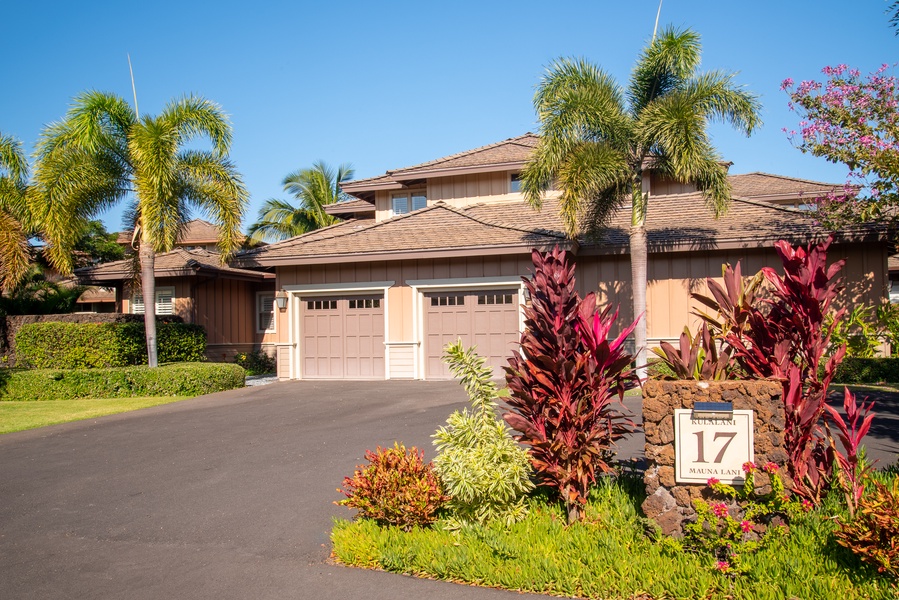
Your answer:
33,91 -> 248,367
247,161 -> 353,243
521,27 -> 761,376
0,133 -> 32,291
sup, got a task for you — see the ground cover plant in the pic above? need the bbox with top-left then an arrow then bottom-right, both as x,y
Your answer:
0,396 -> 189,434
332,472 -> 898,599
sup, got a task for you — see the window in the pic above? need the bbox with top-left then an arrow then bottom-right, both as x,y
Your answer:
132,287 -> 175,315
306,299 -> 337,310
392,193 -> 427,215
477,292 -> 514,305
348,298 -> 381,309
510,173 -> 522,193
430,295 -> 465,306
257,292 -> 276,333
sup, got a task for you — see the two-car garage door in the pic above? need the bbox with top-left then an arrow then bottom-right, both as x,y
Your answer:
301,295 -> 385,379
297,288 -> 520,380
424,289 -> 520,379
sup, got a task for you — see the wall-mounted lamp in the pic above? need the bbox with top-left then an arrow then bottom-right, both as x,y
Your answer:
274,290 -> 288,310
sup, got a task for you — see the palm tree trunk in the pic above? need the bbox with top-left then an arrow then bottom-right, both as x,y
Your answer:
630,176 -> 649,380
630,225 -> 648,379
139,238 -> 158,368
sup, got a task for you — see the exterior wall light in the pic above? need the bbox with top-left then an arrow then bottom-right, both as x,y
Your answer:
275,290 -> 288,310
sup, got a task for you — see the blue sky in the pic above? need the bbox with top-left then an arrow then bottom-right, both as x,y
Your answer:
2,0 -> 894,233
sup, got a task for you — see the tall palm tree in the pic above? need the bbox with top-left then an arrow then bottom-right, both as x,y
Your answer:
0,133 -> 32,291
521,27 -> 761,375
33,91 -> 248,367
247,161 -> 353,243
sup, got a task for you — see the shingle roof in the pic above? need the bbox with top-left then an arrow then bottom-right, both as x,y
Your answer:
75,247 -> 272,282
239,183 -> 882,267
235,201 -> 568,265
116,219 -> 222,246
728,172 -> 841,198
341,134 -> 539,192
323,197 -> 376,215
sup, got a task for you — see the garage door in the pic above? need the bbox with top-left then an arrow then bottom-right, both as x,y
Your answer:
425,289 -> 520,379
301,295 -> 385,379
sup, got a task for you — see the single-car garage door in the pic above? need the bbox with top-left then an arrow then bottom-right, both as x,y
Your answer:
301,295 -> 385,379
425,289 -> 520,379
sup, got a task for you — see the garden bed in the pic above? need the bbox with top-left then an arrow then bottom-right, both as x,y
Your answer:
332,474 -> 898,600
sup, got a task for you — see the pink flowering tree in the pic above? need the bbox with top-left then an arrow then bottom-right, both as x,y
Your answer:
781,64 -> 898,229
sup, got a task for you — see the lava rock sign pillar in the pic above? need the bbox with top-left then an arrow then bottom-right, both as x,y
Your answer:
641,380 -> 786,537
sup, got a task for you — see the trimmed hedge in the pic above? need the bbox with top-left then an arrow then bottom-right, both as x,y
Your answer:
834,357 -> 899,384
0,362 -> 245,401
15,322 -> 206,369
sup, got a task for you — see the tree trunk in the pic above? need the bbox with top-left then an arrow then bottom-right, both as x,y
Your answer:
139,240 -> 158,368
630,174 -> 649,380
630,225 -> 648,380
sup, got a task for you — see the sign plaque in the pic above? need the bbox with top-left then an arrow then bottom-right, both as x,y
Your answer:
674,409 -> 754,485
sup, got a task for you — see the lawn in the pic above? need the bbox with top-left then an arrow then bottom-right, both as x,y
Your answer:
0,396 -> 189,434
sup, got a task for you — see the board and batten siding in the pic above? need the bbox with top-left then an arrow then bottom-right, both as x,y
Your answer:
643,243 -> 886,346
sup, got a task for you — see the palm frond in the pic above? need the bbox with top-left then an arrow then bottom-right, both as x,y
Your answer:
554,142 -> 631,236
159,95 -> 232,156
628,27 -> 701,114
680,71 -> 761,135
0,207 -> 30,291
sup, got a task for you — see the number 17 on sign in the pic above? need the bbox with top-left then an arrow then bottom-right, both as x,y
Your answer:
674,409 -> 754,485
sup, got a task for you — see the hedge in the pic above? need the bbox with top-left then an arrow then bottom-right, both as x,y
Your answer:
0,363 -> 246,401
15,322 -> 207,369
834,357 -> 899,384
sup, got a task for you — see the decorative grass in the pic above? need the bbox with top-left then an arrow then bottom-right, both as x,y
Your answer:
0,396 -> 189,434
331,474 -> 898,600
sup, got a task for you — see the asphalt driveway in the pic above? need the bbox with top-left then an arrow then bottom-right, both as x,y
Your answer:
0,381 -> 544,600
1,380 -> 896,600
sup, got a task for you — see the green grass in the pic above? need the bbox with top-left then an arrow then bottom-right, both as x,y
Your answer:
0,396 -> 189,434
332,476 -> 898,600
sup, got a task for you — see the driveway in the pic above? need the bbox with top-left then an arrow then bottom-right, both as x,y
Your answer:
1,380 -> 896,600
0,381 -> 543,600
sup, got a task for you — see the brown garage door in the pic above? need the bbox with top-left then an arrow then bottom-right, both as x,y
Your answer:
425,289 -> 520,379
301,295 -> 385,379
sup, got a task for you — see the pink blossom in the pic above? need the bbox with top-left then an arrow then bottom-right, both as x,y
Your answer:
763,461 -> 779,473
742,461 -> 757,473
740,520 -> 753,533
801,499 -> 813,512
711,502 -> 729,518
715,561 -> 730,572
707,477 -> 720,486
780,77 -> 794,90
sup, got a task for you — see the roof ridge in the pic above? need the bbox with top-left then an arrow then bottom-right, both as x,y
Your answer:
386,133 -> 538,175
239,220 -> 360,255
729,171 -> 841,188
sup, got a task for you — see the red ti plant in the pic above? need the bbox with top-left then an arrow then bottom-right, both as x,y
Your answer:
504,248 -> 638,524
825,387 -> 877,518
703,237 -> 849,501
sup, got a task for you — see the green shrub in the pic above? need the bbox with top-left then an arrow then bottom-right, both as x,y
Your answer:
432,342 -> 533,529
834,357 -> 899,384
0,362 -> 245,401
337,442 -> 448,531
835,477 -> 899,579
234,350 -> 276,375
15,321 -> 206,368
